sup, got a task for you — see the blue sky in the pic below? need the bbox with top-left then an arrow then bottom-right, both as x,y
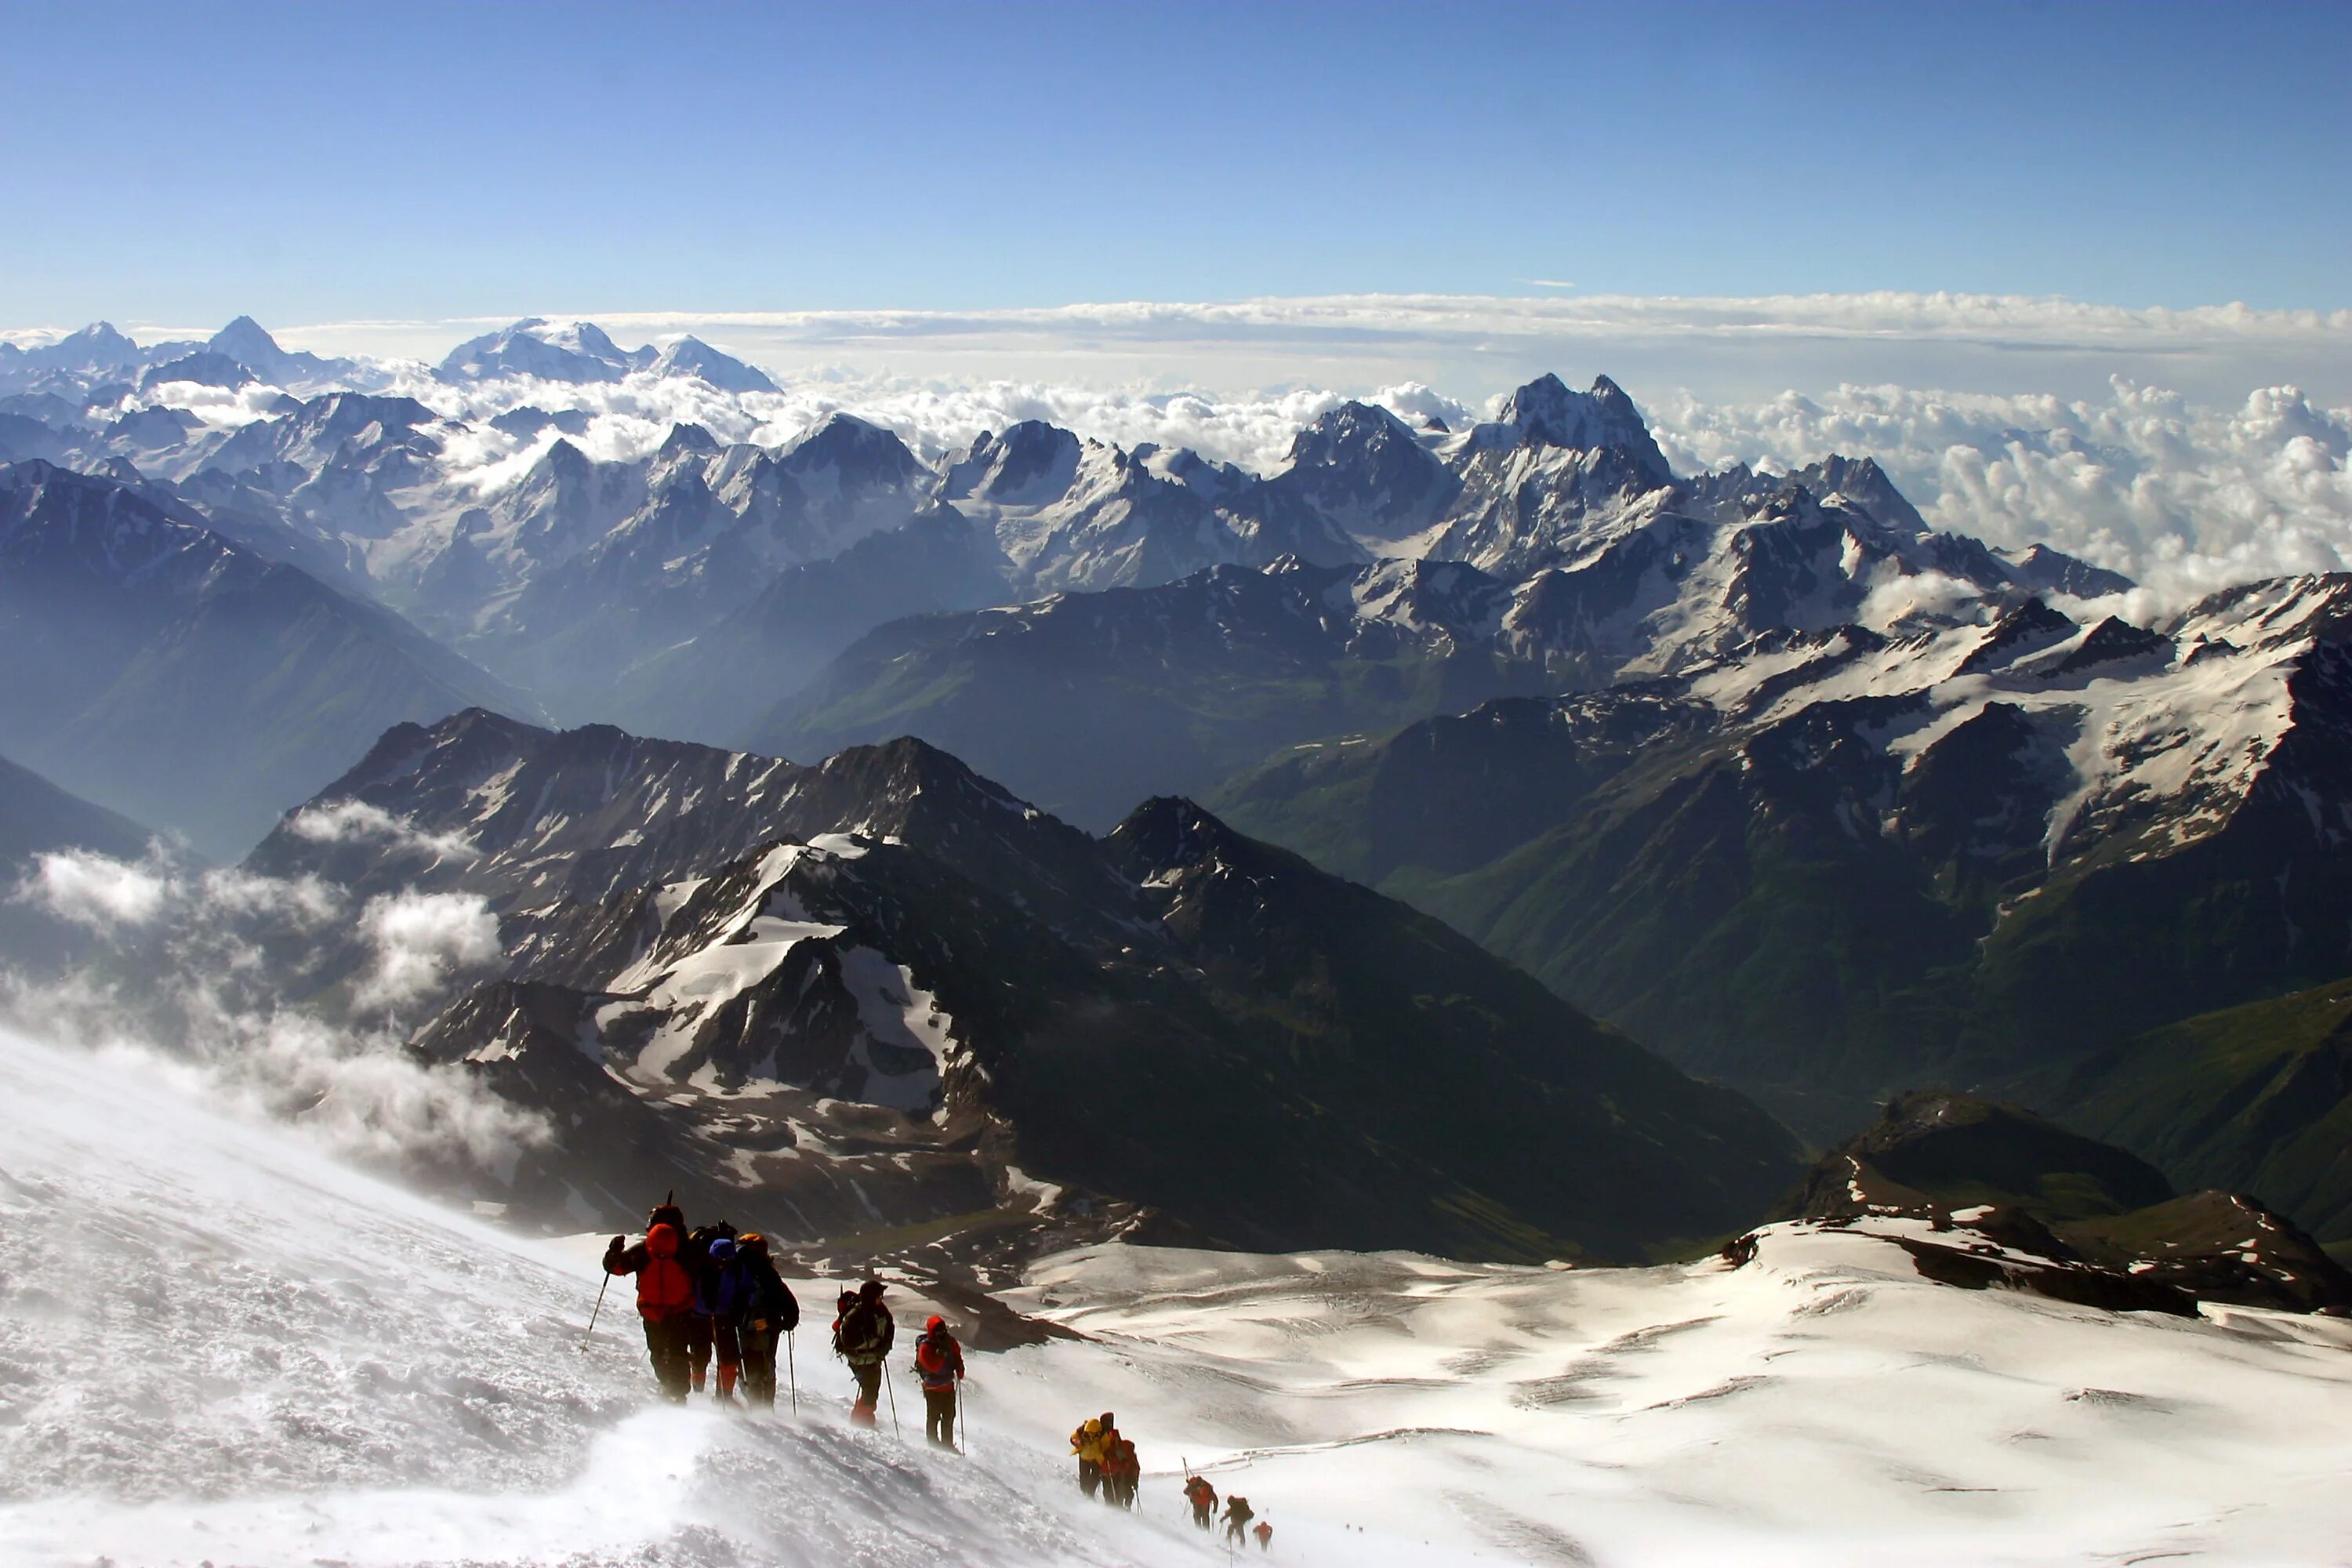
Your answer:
3,0 -> 2344,333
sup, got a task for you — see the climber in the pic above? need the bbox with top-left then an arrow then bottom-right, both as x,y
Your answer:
601,1201 -> 695,1402
833,1279 -> 895,1425
731,1233 -> 800,1409
681,1220 -> 738,1395
1183,1474 -> 1219,1530
1103,1432 -> 1140,1508
1223,1494 -> 1255,1545
1069,1416 -> 1105,1497
695,1235 -> 750,1403
913,1314 -> 966,1450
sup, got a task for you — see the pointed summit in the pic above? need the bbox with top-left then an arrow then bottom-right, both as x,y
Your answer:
941,420 -> 1083,506
209,314 -> 284,364
1481,372 -> 1671,481
202,316 -> 347,385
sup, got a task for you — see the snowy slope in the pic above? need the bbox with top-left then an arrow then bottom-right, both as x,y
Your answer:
990,1235 -> 2352,1568
5,1021 -> 2351,1567
0,1023 -> 1195,1568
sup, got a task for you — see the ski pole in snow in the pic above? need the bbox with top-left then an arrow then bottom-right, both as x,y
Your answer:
580,1273 -> 611,1352
884,1365 -> 902,1438
786,1330 -> 798,1414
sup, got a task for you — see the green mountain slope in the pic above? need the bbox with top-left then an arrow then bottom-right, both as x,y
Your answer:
2060,979 -> 2352,1245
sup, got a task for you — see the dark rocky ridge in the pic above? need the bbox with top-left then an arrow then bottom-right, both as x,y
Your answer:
252,711 -> 1806,1263
1776,1090 -> 2352,1315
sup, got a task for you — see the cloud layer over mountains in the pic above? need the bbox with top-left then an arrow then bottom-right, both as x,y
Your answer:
9,306 -> 2349,611
120,368 -> 2352,615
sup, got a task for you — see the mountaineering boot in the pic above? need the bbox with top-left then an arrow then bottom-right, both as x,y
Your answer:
851,1401 -> 877,1428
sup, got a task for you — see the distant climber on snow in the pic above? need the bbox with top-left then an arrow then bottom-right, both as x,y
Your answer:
730,1232 -> 799,1409
913,1314 -> 966,1450
1183,1473 -> 1219,1530
833,1278 -> 895,1425
602,1199 -> 695,1402
1253,1518 -> 1272,1552
1223,1494 -> 1255,1545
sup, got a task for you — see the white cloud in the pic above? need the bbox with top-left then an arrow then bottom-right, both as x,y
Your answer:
259,291 -> 2352,409
287,800 -> 477,862
196,865 -> 346,926
1858,568 -> 1984,631
353,890 -> 502,1012
0,855 -> 544,1175
1650,379 -> 2352,610
389,361 -> 2348,615
16,848 -> 175,931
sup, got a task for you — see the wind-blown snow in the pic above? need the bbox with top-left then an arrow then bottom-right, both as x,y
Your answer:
0,1024 -> 1189,1568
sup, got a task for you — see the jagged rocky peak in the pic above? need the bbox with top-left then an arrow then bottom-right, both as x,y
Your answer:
1290,399 -> 1417,459
1479,372 -> 1673,481
2050,615 -> 2174,676
298,388 -> 437,435
784,411 -> 924,483
2000,541 -> 2137,599
1788,454 -> 1927,537
1105,795 -> 1245,882
1958,596 -> 2078,673
488,406 -> 591,441
942,420 -> 1083,505
655,421 -> 722,463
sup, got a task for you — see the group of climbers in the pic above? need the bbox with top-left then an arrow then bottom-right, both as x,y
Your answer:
1067,1411 -> 1141,1507
602,1200 -> 800,1406
603,1198 -> 1271,1544
1183,1472 -> 1272,1551
603,1198 -> 967,1450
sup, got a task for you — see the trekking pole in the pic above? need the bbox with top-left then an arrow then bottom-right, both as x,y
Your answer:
786,1330 -> 798,1414
884,1365 -> 901,1438
579,1273 -> 611,1352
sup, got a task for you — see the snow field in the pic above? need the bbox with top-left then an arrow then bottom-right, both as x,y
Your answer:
984,1235 -> 2352,1567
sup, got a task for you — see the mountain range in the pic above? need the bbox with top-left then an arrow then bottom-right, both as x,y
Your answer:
6,312 -> 2351,1263
236,708 -> 1803,1263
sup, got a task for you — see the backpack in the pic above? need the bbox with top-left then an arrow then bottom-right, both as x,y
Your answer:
915,1333 -> 960,1388
684,1221 -> 737,1265
634,1223 -> 695,1319
838,1300 -> 891,1362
